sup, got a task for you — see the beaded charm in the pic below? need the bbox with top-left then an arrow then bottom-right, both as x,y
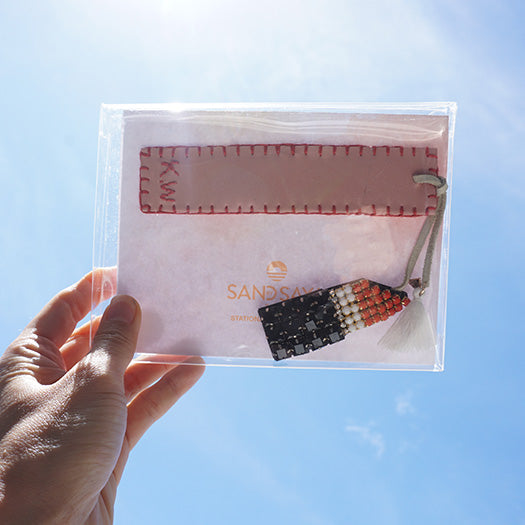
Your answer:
259,173 -> 447,360
258,278 -> 410,361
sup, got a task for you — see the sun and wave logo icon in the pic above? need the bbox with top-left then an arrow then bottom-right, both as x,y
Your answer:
266,261 -> 288,282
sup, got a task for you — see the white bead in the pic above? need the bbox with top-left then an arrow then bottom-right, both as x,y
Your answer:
336,289 -> 345,298
342,305 -> 351,316
351,304 -> 359,313
338,297 -> 348,306
346,292 -> 355,302
356,320 -> 365,329
345,317 -> 354,326
352,312 -> 362,322
343,285 -> 352,294
348,324 -> 357,333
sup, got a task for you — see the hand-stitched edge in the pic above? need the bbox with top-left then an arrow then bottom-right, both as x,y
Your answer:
138,145 -> 439,216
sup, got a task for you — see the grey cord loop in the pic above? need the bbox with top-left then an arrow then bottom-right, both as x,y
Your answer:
394,173 -> 448,293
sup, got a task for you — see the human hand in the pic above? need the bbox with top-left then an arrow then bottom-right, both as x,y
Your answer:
0,271 -> 204,524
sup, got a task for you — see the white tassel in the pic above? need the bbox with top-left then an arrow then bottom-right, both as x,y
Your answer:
379,288 -> 436,352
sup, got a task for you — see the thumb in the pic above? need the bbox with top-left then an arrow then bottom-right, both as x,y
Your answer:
89,295 -> 142,378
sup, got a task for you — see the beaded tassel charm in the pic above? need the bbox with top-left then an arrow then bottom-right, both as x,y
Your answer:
258,278 -> 410,361
259,172 -> 447,361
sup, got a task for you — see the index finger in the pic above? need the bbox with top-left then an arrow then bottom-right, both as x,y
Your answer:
28,268 -> 116,350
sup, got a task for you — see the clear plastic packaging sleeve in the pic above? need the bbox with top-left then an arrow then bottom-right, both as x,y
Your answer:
92,102 -> 456,370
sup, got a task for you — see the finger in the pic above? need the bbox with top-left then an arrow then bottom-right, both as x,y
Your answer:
124,362 -> 179,402
126,357 -> 205,449
87,295 -> 141,378
112,436 -> 132,485
60,316 -> 102,370
109,363 -> 185,482
26,268 -> 116,351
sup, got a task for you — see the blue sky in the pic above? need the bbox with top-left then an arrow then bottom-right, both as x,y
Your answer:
0,1 -> 523,524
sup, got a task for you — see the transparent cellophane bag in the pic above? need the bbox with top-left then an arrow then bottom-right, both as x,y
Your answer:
92,103 -> 456,370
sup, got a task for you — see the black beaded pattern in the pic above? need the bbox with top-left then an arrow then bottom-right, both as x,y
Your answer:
258,288 -> 344,361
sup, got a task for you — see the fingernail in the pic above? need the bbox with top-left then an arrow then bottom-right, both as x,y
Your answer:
106,296 -> 137,324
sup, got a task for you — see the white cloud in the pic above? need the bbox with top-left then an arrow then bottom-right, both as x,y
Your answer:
345,422 -> 385,459
395,391 -> 415,416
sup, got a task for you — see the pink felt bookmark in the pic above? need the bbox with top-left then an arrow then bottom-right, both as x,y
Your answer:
139,144 -> 439,217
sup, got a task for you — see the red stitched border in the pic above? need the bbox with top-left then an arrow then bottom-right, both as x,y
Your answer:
146,144 -> 415,159
139,144 -> 439,216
